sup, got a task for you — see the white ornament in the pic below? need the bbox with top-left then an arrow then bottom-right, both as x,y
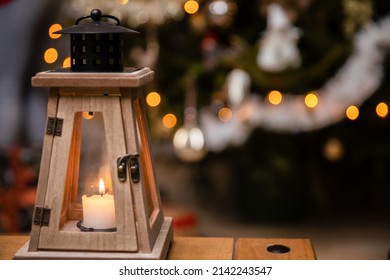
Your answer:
173,124 -> 207,162
226,69 -> 251,107
257,3 -> 302,72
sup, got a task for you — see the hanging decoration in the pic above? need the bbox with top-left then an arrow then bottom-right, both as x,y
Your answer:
173,76 -> 207,162
226,68 -> 251,107
206,0 -> 237,28
202,16 -> 390,152
256,2 -> 302,72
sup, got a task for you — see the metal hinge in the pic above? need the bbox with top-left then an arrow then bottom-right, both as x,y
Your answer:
46,117 -> 63,136
33,207 -> 51,227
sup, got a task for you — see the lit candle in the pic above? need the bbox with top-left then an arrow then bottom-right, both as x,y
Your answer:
81,178 -> 116,230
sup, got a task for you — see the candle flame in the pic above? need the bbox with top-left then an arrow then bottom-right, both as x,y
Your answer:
99,178 -> 105,195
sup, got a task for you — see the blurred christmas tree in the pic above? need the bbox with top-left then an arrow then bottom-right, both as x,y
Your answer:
55,0 -> 390,222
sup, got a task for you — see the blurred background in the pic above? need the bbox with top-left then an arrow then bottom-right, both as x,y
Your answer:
0,0 -> 389,259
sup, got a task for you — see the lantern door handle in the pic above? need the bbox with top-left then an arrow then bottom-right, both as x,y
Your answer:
117,153 -> 140,183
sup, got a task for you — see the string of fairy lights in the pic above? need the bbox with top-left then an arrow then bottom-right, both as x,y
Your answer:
44,24 -> 389,122
266,90 -> 388,120
42,1 -> 390,161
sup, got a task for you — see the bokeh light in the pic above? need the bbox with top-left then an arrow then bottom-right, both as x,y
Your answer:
44,48 -> 58,64
209,0 -> 229,15
376,102 -> 388,119
267,90 -> 283,105
162,113 -> 177,129
218,107 -> 232,122
346,105 -> 359,120
323,138 -> 344,161
82,112 -> 95,120
304,92 -> 319,109
48,23 -> 62,39
184,0 -> 199,14
173,126 -> 204,151
146,91 -> 161,107
63,57 -> 71,68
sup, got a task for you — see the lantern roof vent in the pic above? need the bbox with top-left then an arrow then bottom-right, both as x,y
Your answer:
54,9 -> 138,72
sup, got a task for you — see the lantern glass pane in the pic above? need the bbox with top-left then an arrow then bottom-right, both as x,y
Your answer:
134,100 -> 159,224
78,112 -> 113,198
60,112 -> 116,231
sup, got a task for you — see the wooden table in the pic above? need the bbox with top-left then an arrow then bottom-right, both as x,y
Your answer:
0,235 -> 315,260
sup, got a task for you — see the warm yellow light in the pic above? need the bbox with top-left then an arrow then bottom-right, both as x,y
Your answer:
99,178 -> 105,195
346,105 -> 359,120
82,111 -> 95,120
218,107 -> 233,122
48,23 -> 62,39
304,92 -> 319,109
44,48 -> 58,64
162,113 -> 177,129
63,57 -> 71,68
323,138 -> 344,161
117,0 -> 128,4
376,102 -> 388,119
146,91 -> 161,107
267,90 -> 283,105
184,0 -> 199,14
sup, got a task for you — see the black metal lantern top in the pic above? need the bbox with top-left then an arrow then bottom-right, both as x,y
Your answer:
55,9 -> 138,72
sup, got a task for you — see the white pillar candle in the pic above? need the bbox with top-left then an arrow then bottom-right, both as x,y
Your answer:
81,178 -> 116,230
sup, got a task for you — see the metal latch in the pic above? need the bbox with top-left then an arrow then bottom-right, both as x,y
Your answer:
33,207 -> 51,227
117,153 -> 140,183
46,117 -> 63,136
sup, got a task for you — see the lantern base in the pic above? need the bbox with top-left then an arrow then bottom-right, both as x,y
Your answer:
14,217 -> 173,260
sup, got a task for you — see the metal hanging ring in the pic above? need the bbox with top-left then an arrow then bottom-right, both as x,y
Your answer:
75,9 -> 120,25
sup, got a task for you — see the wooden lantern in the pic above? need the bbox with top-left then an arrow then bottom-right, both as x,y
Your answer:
14,68 -> 173,260
14,9 -> 173,259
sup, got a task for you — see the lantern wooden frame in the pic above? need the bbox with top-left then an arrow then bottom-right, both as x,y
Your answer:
14,67 -> 173,259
